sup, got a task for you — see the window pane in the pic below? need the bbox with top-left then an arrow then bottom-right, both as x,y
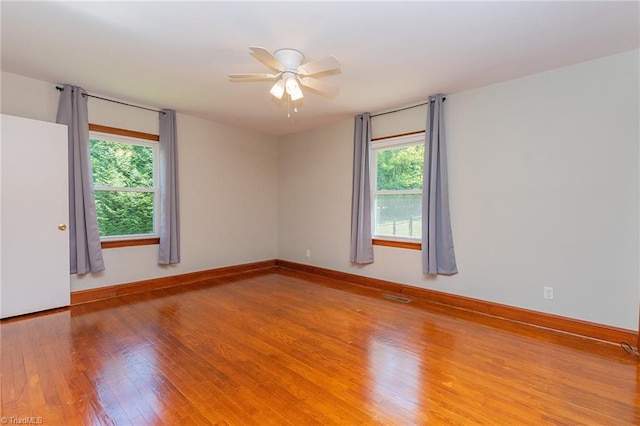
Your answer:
376,145 -> 424,191
375,194 -> 422,238
94,190 -> 154,237
90,139 -> 154,188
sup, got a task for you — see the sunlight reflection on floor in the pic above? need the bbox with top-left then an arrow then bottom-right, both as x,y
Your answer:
368,336 -> 423,423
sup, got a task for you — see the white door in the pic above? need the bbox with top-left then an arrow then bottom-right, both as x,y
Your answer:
1,114 -> 70,319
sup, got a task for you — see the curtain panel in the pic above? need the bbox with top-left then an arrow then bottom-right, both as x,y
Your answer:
158,109 -> 181,265
350,113 -> 374,264
56,84 -> 105,274
422,95 -> 458,275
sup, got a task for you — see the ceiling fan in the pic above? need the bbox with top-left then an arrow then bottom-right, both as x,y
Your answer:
228,47 -> 341,103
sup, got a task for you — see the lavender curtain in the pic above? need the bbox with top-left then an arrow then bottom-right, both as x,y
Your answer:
422,95 -> 458,275
350,113 -> 374,264
158,109 -> 180,264
56,84 -> 105,274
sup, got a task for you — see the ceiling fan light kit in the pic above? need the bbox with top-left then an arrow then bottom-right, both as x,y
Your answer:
229,46 -> 341,112
284,74 -> 303,101
269,79 -> 285,99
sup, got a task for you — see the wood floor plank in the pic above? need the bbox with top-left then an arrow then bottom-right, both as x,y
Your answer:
1,270 -> 638,425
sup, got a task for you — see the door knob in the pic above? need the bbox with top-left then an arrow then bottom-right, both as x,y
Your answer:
58,224 -> 67,231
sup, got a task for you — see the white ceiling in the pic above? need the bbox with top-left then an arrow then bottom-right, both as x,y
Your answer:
1,1 -> 638,136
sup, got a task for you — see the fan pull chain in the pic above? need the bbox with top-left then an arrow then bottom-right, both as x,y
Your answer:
286,97 -> 299,119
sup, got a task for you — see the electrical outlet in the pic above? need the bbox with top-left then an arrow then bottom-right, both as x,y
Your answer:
543,286 -> 553,300
305,249 -> 311,258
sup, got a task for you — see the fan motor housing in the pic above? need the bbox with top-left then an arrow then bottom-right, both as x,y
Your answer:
274,48 -> 305,71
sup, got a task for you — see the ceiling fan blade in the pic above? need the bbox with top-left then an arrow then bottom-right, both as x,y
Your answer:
249,46 -> 285,72
297,56 -> 341,76
228,73 -> 279,80
299,77 -> 339,98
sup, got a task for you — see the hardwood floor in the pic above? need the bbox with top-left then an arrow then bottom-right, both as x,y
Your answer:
1,269 -> 638,425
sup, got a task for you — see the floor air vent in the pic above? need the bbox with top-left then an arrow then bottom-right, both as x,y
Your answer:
382,294 -> 411,303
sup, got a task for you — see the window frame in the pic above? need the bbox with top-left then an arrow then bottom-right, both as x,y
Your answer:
370,132 -> 425,250
88,124 -> 160,248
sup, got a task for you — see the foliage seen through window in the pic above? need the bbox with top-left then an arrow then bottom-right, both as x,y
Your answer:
90,137 -> 157,238
372,136 -> 424,239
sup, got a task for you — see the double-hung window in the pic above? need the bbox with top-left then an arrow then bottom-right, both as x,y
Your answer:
89,127 -> 159,243
371,133 -> 425,242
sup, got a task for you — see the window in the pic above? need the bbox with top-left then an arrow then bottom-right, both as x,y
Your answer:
89,126 -> 159,243
371,133 -> 424,242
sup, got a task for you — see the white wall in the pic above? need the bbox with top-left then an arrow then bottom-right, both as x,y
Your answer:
278,50 -> 640,331
1,72 -> 279,292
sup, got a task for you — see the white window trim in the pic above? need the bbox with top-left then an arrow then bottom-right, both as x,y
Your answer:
89,131 -> 160,241
370,133 -> 425,242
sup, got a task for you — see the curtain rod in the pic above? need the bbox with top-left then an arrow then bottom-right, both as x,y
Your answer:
55,86 -> 165,115
371,97 -> 446,118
